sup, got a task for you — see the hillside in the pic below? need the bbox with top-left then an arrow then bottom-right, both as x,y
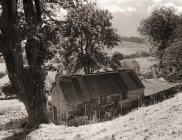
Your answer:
108,41 -> 149,55
27,92 -> 182,140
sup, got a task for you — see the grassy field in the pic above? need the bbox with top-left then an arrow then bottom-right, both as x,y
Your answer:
107,41 -> 156,75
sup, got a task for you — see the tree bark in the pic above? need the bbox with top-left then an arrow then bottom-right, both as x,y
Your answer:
25,37 -> 49,128
1,38 -> 49,128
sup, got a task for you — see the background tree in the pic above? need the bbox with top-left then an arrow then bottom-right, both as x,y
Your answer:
138,7 -> 181,53
60,2 -> 121,74
158,26 -> 182,81
109,52 -> 124,70
138,6 -> 182,81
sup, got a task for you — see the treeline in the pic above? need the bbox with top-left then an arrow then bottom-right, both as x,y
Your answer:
138,6 -> 182,82
121,36 -> 144,44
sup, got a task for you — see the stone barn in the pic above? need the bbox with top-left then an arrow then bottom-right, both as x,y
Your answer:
50,70 -> 145,124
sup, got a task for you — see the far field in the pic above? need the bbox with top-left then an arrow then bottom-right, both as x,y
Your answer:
108,41 -> 156,75
109,41 -> 150,55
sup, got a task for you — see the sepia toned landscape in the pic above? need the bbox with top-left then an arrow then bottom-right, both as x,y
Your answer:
0,0 -> 182,140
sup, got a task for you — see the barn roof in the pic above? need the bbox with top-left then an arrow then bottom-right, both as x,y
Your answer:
143,78 -> 178,96
55,70 -> 144,103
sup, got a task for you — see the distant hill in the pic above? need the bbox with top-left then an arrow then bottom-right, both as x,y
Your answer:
121,36 -> 145,44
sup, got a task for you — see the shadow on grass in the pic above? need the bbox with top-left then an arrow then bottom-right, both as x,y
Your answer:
3,128 -> 36,140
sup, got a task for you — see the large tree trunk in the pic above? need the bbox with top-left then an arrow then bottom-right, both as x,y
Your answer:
25,37 -> 49,128
0,0 -> 49,128
1,38 -> 49,128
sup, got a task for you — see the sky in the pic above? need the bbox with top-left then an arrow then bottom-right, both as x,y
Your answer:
95,0 -> 182,36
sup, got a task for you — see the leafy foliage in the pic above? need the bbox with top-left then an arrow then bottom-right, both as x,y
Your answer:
138,7 -> 181,51
138,6 -> 182,81
158,27 -> 182,81
1,83 -> 18,98
60,2 -> 121,74
109,52 -> 124,70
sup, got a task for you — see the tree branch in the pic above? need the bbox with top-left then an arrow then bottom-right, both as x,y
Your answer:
34,0 -> 42,22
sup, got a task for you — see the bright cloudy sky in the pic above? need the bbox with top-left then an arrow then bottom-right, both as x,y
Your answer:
94,0 -> 182,36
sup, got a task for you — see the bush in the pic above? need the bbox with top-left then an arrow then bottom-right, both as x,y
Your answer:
109,52 -> 124,70
1,83 -> 18,98
67,116 -> 89,127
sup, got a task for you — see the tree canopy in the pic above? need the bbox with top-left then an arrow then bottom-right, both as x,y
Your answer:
59,2 -> 121,74
138,6 -> 182,81
138,7 -> 181,52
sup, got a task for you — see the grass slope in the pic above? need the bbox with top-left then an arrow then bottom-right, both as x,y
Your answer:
27,92 -> 182,140
0,100 -> 27,140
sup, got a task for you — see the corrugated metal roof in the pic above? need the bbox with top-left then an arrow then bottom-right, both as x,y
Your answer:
56,70 -> 144,103
143,79 -> 178,96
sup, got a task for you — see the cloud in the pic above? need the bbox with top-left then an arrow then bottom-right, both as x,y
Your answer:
102,5 -> 126,13
126,7 -> 137,12
163,2 -> 182,13
153,0 -> 162,4
94,0 -> 182,36
95,0 -> 182,14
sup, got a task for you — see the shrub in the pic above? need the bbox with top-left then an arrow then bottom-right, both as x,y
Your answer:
1,83 -> 18,98
67,116 -> 90,127
109,52 -> 124,70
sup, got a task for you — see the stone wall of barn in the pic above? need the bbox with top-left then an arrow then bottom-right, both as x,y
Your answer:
51,79 -> 70,114
50,89 -> 145,125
